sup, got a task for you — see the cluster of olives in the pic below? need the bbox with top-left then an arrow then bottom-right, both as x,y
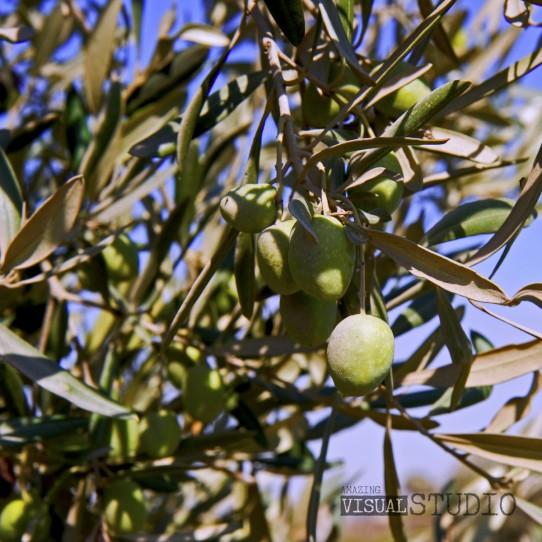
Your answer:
219,183 -> 395,397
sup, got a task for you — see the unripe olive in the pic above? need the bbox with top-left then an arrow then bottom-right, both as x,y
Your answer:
102,234 -> 139,282
183,365 -> 226,423
376,71 -> 431,117
166,345 -> 201,388
219,183 -> 277,233
288,215 -> 355,300
109,417 -> 140,461
302,83 -> 342,128
0,498 -> 50,542
256,219 -> 298,295
326,314 -> 395,396
103,479 -> 146,534
349,153 -> 404,215
139,410 -> 181,458
280,291 -> 336,347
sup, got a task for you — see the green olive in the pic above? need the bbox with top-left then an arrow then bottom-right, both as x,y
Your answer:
183,365 -> 227,424
288,215 -> 355,300
219,183 -> 277,233
103,479 -> 146,534
256,219 -> 298,295
326,314 -> 395,396
0,498 -> 50,542
139,410 -> 181,458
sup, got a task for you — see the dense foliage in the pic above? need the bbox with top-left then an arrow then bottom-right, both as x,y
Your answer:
0,0 -> 542,540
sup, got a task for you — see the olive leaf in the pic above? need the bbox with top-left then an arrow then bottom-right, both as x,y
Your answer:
83,0 -> 122,113
1,176 -> 85,273
383,427 -> 407,542
399,339 -> 542,388
468,142 -> 542,266
0,147 -> 23,257
263,0 -> 305,46
364,229 -> 509,304
434,432 -> 542,473
317,0 -> 373,85
129,72 -> 267,158
0,324 -> 131,418
424,198 -> 524,245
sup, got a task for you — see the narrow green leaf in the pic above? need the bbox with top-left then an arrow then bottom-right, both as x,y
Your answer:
129,72 -> 265,158
468,143 -> 542,266
391,289 -> 449,336
400,339 -> 542,388
417,0 -> 458,64
0,147 -> 23,257
131,0 -> 144,53
263,0 -> 306,46
0,363 -> 27,416
80,80 -> 123,183
435,432 -> 542,473
0,416 -> 87,443
318,0 -> 373,85
516,497 -> 542,525
418,127 -> 498,164
383,427 -> 407,542
364,229 -> 509,304
0,324 -> 131,417
485,372 -> 541,433
1,176 -> 84,273
359,0 -> 374,42
335,0 -> 354,41
234,233 -> 256,319
353,81 -> 469,173
196,72 -> 267,137
179,24 -> 229,47
424,199 -> 522,246
126,46 -> 208,114
436,288 -> 473,409
83,0 -> 122,113
510,282 -> 542,309
442,45 -> 542,116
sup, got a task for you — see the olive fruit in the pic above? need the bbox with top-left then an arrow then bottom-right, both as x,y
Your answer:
103,479 -> 146,534
256,219 -> 298,295
349,153 -> 404,215
167,344 -> 201,389
109,417 -> 140,461
376,73 -> 431,117
280,291 -> 337,347
326,314 -> 395,396
219,183 -> 277,233
302,83 -> 342,128
183,365 -> 226,423
0,498 -> 50,542
139,410 -> 181,458
102,234 -> 139,282
288,215 -> 355,300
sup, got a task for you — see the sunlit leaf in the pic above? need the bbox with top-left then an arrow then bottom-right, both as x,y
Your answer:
0,324 -> 131,417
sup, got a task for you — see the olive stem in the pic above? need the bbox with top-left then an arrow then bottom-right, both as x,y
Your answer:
359,243 -> 366,314
306,398 -> 338,542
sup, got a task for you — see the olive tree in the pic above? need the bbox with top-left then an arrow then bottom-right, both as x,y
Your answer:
0,0 -> 542,540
